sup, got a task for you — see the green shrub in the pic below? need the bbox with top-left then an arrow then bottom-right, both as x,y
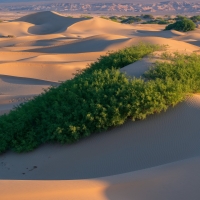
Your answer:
121,16 -> 142,24
145,52 -> 200,94
80,15 -> 92,19
165,19 -> 196,32
142,14 -> 154,19
174,15 -> 187,21
190,15 -> 200,22
142,19 -> 169,24
7,35 -> 15,38
1,45 -> 200,153
0,44 -> 161,153
158,20 -> 169,25
109,16 -> 119,22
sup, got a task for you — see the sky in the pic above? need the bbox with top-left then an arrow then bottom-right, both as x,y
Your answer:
0,0 -> 195,3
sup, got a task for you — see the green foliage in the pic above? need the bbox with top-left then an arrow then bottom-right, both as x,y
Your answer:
190,15 -> 200,22
145,52 -> 200,94
81,43 -> 162,75
80,15 -> 93,19
142,14 -> 154,19
158,20 -> 169,25
0,44 -> 161,153
121,16 -> 142,24
7,35 -> 15,38
100,16 -> 109,20
142,19 -> 169,24
165,19 -> 196,32
1,45 -> 200,153
174,15 -> 187,21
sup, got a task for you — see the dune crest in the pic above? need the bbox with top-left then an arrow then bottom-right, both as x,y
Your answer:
15,11 -> 89,35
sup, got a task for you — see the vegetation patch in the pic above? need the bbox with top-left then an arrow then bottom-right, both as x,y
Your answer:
165,18 -> 196,32
190,15 -> 200,23
1,44 -> 200,153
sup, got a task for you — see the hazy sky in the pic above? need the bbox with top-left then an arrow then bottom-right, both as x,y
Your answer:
0,0 -> 196,3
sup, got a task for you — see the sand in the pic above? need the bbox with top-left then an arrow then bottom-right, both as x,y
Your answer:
1,11 -> 200,199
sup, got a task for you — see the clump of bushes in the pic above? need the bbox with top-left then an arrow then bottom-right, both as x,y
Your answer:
145,52 -> 200,94
0,44 -> 161,153
190,15 -> 200,23
142,14 -> 154,19
174,15 -> 187,21
1,44 -> 200,153
80,15 -> 93,19
109,16 -> 119,22
121,16 -> 142,24
7,35 -> 15,38
142,19 -> 169,25
165,18 -> 196,32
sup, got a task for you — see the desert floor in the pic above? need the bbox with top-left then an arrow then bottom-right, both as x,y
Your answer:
1,11 -> 200,200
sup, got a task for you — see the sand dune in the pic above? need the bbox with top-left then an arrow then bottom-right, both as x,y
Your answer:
1,11 -> 200,200
0,61 -> 92,81
66,17 -> 136,37
0,52 -> 41,61
136,30 -> 184,38
23,52 -> 107,62
25,34 -> 130,53
0,21 -> 32,37
1,156 -> 200,200
25,35 -> 199,54
0,74 -> 58,115
16,11 -> 88,35
120,56 -> 156,78
173,31 -> 200,46
131,24 -> 166,31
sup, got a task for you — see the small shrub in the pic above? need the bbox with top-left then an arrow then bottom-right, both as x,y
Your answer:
7,35 -> 15,38
0,43 -> 161,153
174,15 -> 187,21
80,15 -> 92,19
190,15 -> 200,22
165,19 -> 195,32
121,16 -> 142,24
142,14 -> 154,19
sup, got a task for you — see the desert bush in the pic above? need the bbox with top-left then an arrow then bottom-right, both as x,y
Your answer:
121,16 -> 142,24
165,18 -> 195,32
0,44 -> 161,153
145,52 -> 200,97
7,35 -> 15,38
190,15 -> 200,22
80,15 -> 92,19
1,45 -> 200,153
109,16 -> 119,22
174,15 -> 187,21
142,14 -> 154,19
142,19 -> 169,24
100,16 -> 109,20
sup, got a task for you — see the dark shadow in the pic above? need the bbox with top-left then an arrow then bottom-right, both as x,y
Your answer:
0,74 -> 59,86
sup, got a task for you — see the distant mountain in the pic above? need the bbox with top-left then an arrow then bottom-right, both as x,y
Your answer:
0,0 -> 193,3
0,0 -> 38,2
0,1 -> 200,14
